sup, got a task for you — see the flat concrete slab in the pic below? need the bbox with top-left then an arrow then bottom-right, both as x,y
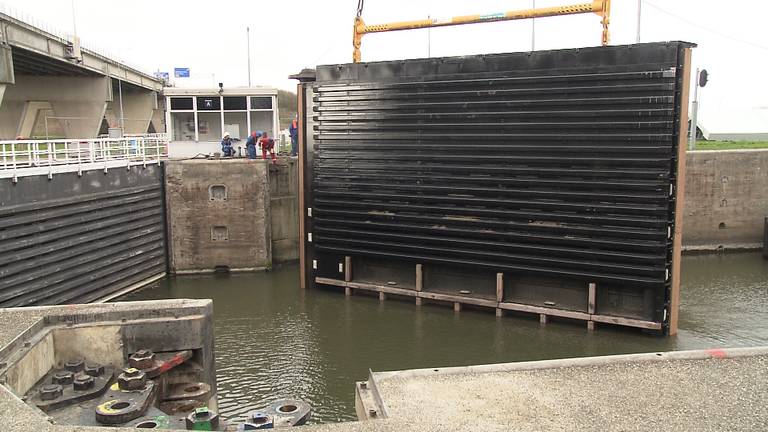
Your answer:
359,348 -> 768,432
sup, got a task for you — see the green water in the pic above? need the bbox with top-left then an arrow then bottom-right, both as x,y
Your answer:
121,252 -> 768,424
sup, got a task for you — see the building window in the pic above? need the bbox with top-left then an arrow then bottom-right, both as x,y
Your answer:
170,112 -> 195,141
198,112 -> 222,141
197,96 -> 221,111
250,97 -> 272,110
209,185 -> 227,201
224,112 -> 248,139
170,97 -> 193,110
249,111 -> 273,136
223,96 -> 247,111
211,226 -> 229,241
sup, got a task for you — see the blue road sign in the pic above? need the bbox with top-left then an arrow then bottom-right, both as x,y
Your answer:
174,68 -> 190,78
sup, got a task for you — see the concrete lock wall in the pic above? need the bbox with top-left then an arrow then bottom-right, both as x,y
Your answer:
683,149 -> 768,250
0,75 -> 110,139
165,159 -> 299,273
270,160 -> 300,263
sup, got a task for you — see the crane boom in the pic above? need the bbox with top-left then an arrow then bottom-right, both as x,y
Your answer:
353,0 -> 611,62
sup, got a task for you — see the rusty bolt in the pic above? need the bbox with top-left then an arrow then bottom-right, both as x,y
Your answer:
128,349 -> 156,370
73,373 -> 95,391
84,363 -> 104,377
64,358 -> 84,372
52,371 -> 74,385
39,384 -> 62,401
117,367 -> 146,391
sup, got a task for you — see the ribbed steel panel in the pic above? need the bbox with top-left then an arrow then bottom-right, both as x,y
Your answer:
307,42 -> 693,328
0,164 -> 167,306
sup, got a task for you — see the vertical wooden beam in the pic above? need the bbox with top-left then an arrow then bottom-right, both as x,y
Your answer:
344,256 -> 352,297
297,83 -> 307,289
454,302 -> 462,312
587,282 -> 597,331
495,272 -> 504,317
344,256 -> 352,282
669,47 -> 693,336
379,292 -> 386,302
415,264 -> 423,306
539,314 -> 548,325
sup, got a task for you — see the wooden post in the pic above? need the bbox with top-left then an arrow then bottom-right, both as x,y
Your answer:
587,282 -> 597,331
415,264 -> 423,306
669,47 -> 693,336
539,314 -> 548,325
454,302 -> 462,312
495,272 -> 504,317
344,256 -> 352,282
379,292 -> 386,302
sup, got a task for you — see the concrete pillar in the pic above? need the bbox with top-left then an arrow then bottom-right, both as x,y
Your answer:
106,80 -> 158,134
0,75 -> 109,139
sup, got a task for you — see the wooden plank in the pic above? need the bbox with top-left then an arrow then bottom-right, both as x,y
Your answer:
379,292 -> 386,302
315,277 -> 346,287
495,308 -> 503,317
417,291 -> 498,308
454,302 -> 462,312
496,272 -> 504,302
415,297 -> 423,306
587,282 -> 597,331
415,264 -> 423,292
347,281 -> 417,297
297,83 -> 307,290
669,47 -> 693,336
498,301 -> 591,321
344,256 -> 352,282
539,314 -> 548,325
591,314 -> 663,331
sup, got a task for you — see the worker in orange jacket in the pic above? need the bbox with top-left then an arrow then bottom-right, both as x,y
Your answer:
259,131 -> 277,163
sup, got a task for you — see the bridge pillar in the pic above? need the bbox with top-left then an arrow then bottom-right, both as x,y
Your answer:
0,75 -> 109,139
0,44 -> 15,120
105,82 -> 159,134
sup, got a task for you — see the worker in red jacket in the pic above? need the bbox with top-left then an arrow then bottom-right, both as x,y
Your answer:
259,131 -> 277,163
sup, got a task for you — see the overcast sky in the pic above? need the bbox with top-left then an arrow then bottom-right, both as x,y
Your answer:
2,0 -> 767,131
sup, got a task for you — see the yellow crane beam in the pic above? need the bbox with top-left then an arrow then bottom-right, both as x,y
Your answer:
353,0 -> 611,62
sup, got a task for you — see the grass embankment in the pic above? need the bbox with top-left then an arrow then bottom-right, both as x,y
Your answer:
693,140 -> 768,150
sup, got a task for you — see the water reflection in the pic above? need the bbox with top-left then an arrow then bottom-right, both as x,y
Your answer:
121,252 -> 768,423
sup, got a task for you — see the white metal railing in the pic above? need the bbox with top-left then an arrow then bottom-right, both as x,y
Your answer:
0,134 -> 168,181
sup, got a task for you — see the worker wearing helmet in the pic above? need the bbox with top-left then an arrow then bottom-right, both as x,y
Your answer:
259,131 -> 277,163
245,131 -> 261,159
221,132 -> 234,157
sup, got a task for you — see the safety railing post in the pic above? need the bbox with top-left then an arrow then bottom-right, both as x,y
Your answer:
141,137 -> 147,167
47,139 -> 53,179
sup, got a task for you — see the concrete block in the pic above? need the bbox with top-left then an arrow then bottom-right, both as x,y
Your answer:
166,159 -> 272,272
683,149 -> 768,250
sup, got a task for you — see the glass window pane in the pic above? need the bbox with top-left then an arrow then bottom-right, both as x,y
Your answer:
171,112 -> 196,140
249,111 -> 274,137
170,97 -> 193,110
197,96 -> 221,111
223,112 -> 248,140
198,112 -> 222,141
223,97 -> 247,111
250,97 -> 272,110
